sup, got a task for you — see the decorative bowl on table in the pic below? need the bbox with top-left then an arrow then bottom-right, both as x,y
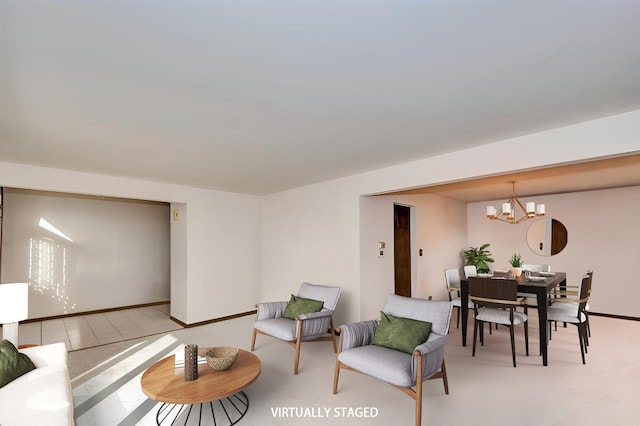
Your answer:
205,347 -> 239,370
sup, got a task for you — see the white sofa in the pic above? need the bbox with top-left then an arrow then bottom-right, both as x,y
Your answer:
0,342 -> 74,425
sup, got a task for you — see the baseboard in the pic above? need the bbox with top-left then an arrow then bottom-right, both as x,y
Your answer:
21,301 -> 171,324
515,306 -> 639,322
170,310 -> 257,328
589,311 -> 640,321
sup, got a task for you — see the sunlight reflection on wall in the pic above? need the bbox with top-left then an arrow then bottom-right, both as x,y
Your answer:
29,218 -> 77,313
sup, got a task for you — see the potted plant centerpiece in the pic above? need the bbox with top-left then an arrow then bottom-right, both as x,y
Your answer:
463,243 -> 494,274
509,252 -> 523,277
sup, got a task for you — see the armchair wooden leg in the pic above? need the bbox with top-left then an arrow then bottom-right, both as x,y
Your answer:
415,352 -> 423,426
441,359 -> 449,395
333,360 -> 341,394
251,328 -> 257,351
330,318 -> 337,353
294,320 -> 303,375
332,328 -> 344,394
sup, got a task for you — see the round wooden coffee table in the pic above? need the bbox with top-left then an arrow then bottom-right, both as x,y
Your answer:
141,348 -> 261,425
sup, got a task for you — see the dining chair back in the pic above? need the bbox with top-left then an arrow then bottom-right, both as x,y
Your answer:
518,264 -> 551,306
445,268 -> 472,329
463,265 -> 477,278
468,277 -> 529,367
444,268 -> 461,298
585,270 -> 593,336
521,264 -> 551,272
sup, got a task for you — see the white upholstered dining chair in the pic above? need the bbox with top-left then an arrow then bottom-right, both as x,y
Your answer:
463,265 -> 477,278
546,273 -> 592,364
517,264 -> 552,306
445,268 -> 474,329
469,276 -> 529,367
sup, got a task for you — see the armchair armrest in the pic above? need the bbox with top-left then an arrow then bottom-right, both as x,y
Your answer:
297,309 -> 334,320
412,333 -> 449,381
297,312 -> 336,338
337,320 -> 379,352
19,342 -> 67,369
256,301 -> 288,320
414,333 -> 449,356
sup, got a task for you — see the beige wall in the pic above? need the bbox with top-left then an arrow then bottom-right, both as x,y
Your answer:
467,186 -> 640,317
260,110 -> 640,325
358,194 -> 467,322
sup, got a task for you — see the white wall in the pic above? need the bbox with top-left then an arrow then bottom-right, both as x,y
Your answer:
182,191 -> 262,324
359,194 -> 467,322
261,110 -> 640,324
0,162 -> 262,325
1,188 -> 170,318
467,186 -> 640,317
170,202 -> 188,322
1,110 -> 640,325
260,178 -> 360,326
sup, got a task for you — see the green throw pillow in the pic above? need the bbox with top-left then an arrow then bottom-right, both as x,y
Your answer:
283,294 -> 324,320
372,312 -> 432,354
0,339 -> 37,388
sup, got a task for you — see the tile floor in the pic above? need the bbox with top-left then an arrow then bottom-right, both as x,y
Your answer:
17,304 -> 182,351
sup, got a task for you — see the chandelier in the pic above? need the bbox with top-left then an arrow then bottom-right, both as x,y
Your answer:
486,182 -> 545,224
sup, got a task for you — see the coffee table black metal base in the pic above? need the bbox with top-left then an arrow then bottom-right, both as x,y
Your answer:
155,391 -> 249,425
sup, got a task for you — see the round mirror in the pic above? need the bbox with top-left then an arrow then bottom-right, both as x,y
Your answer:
526,218 -> 568,256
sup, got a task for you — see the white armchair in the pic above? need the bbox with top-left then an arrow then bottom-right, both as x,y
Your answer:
333,295 -> 452,426
251,282 -> 341,374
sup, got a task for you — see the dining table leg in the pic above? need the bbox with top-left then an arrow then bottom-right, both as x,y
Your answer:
461,279 -> 469,347
536,287 -> 549,366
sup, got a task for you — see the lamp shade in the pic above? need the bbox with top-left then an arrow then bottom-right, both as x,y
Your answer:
0,283 -> 29,323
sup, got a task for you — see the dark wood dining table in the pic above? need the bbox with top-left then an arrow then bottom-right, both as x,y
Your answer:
460,272 -> 566,366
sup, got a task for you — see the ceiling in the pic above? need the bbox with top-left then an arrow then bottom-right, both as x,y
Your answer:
391,153 -> 640,202
1,1 -> 640,196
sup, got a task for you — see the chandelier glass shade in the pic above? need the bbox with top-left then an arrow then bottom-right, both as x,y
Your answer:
486,182 -> 545,225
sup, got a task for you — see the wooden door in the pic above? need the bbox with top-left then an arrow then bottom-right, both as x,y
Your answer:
394,204 -> 411,297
